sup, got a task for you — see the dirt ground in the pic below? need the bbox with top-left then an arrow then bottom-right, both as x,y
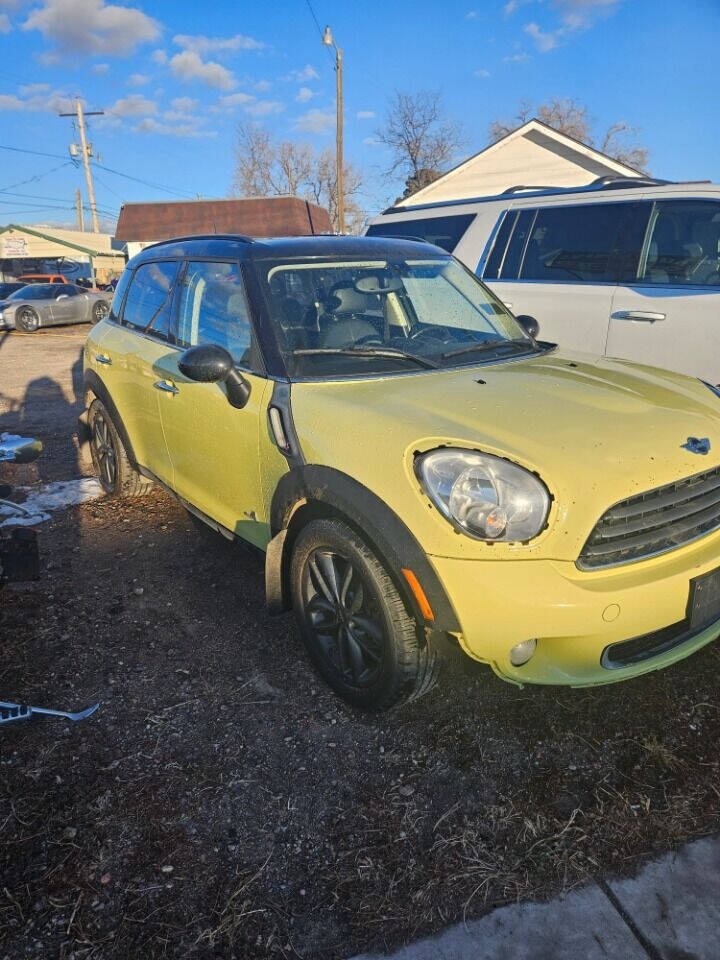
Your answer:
1,327 -> 719,959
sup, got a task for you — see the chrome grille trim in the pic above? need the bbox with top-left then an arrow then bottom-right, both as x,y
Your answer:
579,464 -> 720,569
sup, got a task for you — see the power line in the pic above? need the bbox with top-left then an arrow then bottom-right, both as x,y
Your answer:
0,161 -> 75,195
0,144 -> 71,162
90,160 -> 196,199
304,0 -> 335,63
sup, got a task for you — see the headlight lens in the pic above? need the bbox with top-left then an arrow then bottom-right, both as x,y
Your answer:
415,448 -> 551,542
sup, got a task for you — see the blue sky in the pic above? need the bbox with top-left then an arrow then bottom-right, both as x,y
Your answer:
0,0 -> 717,231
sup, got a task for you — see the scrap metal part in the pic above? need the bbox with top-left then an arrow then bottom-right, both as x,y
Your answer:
0,701 -> 99,725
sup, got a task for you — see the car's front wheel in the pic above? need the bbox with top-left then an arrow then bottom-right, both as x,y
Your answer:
15,307 -> 40,333
290,518 -> 440,710
88,399 -> 152,498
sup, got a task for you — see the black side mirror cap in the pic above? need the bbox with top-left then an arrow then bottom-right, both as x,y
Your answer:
178,343 -> 251,409
516,314 -> 539,339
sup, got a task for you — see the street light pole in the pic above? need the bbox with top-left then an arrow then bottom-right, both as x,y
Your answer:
323,25 -> 344,234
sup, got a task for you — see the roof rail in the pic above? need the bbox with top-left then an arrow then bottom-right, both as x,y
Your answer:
501,185 -> 561,194
590,175 -> 672,188
142,234 -> 255,251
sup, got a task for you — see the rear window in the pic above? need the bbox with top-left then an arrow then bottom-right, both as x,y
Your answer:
366,213 -> 475,253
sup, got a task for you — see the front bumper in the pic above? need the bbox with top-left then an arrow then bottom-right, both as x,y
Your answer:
429,528 -> 720,686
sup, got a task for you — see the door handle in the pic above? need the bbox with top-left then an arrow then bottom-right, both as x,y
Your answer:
613,310 -> 666,323
153,380 -> 179,395
95,353 -> 112,365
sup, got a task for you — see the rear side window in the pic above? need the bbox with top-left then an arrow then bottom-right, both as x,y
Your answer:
483,211 -> 516,279
521,203 -> 628,282
640,201 -> 720,286
366,214 -> 475,253
176,261 -> 259,370
122,260 -> 179,340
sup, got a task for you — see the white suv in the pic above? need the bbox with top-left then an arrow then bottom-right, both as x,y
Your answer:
366,178 -> 720,383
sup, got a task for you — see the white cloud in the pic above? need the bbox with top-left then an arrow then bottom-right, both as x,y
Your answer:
216,91 -> 255,110
465,10 -> 479,18
244,99 -> 284,116
22,0 -> 160,58
172,33 -> 264,54
284,64 -> 319,83
504,0 -> 534,13
0,12 -> 10,31
503,51 -> 531,62
295,86 -> 314,103
135,116 -> 214,139
151,48 -> 166,64
19,82 -> 50,95
108,93 -> 157,117
254,79 -> 272,92
362,136 -> 378,146
164,96 -> 197,122
295,108 -> 334,133
128,72 -> 149,86
169,49 -> 235,90
524,21 -> 558,51
474,68 -> 491,78
356,110 -> 375,119
0,93 -> 23,109
91,62 -> 109,74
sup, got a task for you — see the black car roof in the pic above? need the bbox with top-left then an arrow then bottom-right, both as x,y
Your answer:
130,233 -> 446,267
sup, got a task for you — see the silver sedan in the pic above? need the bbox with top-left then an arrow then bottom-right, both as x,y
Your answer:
0,282 -> 111,333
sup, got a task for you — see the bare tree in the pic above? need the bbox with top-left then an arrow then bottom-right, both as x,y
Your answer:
232,124 -> 365,232
489,97 -> 648,171
376,90 -> 465,197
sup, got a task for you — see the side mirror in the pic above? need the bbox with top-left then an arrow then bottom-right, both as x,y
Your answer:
516,314 -> 539,339
0,434 -> 43,464
178,343 -> 251,409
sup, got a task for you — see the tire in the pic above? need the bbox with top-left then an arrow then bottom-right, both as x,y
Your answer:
16,307 -> 40,333
290,518 -> 441,710
92,301 -> 109,323
88,398 -> 152,498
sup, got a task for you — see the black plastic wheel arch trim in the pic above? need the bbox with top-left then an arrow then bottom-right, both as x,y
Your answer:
267,464 -> 460,632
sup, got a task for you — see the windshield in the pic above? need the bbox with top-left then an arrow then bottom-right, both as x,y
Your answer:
256,255 -> 534,377
0,283 -> 24,298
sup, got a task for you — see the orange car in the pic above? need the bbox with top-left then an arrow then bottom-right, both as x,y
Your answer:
17,273 -> 68,284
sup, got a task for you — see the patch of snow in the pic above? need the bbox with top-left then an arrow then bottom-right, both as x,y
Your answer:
0,478 -> 104,527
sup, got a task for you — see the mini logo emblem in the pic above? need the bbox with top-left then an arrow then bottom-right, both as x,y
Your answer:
682,437 -> 711,455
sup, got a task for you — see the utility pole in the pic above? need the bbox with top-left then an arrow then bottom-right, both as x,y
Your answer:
60,98 -> 104,234
322,26 -> 344,234
75,188 -> 84,231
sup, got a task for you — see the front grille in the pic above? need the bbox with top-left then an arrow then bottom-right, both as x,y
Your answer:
579,464 -> 720,569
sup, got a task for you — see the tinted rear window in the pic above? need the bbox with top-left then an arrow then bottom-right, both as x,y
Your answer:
366,213 -> 475,253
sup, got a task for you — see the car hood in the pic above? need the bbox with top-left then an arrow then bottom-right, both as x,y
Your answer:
290,349 -> 720,561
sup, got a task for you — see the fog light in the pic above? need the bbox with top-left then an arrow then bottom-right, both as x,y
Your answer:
510,638 -> 537,666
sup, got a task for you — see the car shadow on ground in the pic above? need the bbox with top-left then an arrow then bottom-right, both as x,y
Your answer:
2,482 -> 720,959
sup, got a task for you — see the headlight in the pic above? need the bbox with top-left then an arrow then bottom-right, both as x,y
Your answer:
415,448 -> 551,542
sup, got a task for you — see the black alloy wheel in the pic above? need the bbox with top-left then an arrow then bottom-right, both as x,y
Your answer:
302,548 -> 385,689
93,301 -> 109,322
91,409 -> 117,491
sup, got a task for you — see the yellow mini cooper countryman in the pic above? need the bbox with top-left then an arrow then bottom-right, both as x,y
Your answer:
81,234 -> 720,710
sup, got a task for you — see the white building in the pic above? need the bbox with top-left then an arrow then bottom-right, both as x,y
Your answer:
396,118 -> 645,207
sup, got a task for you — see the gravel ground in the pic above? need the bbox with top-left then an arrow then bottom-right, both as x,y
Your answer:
1,327 -> 719,959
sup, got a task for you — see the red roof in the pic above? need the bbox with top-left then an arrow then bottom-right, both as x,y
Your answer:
115,196 -> 332,242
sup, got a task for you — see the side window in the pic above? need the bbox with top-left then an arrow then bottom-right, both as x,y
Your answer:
176,261 -> 259,370
482,211 -> 516,279
366,214 -> 476,253
520,203 -> 627,282
122,260 -> 179,340
109,269 -> 132,323
641,201 -> 720,286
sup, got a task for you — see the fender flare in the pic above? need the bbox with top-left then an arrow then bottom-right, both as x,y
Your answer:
265,464 -> 460,633
82,369 -> 139,469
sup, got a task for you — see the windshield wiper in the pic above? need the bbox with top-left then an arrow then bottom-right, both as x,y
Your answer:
442,337 -> 536,361
291,346 -> 438,369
